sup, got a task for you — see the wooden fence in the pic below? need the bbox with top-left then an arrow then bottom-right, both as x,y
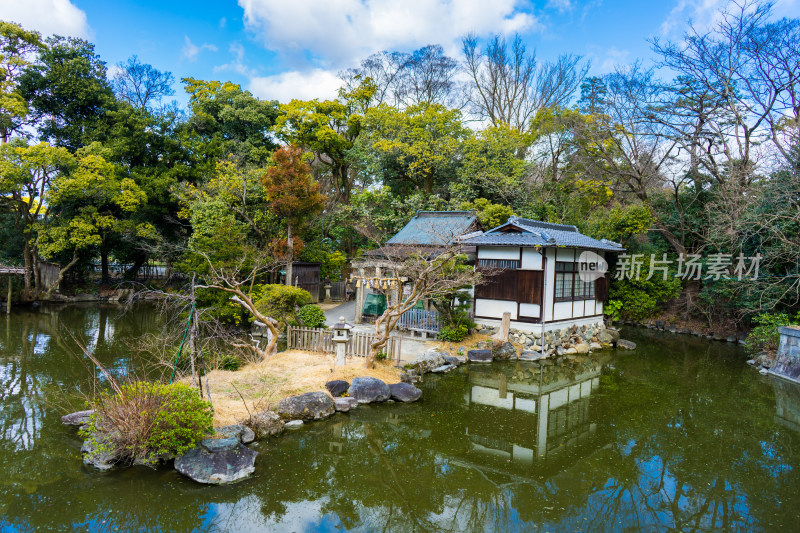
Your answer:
398,309 -> 441,335
286,326 -> 402,362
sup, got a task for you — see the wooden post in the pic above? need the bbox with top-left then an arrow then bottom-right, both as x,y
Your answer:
354,280 -> 364,324
6,276 -> 11,315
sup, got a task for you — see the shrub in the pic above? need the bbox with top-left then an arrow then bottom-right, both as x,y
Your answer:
81,381 -> 213,466
439,324 -> 469,342
297,305 -> 326,328
251,283 -> 312,327
218,354 -> 242,371
745,312 -> 800,355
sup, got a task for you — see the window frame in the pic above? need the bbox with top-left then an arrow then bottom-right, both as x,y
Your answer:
554,261 -> 596,302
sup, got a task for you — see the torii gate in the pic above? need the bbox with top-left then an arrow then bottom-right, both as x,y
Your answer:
349,266 -> 407,324
0,266 -> 25,314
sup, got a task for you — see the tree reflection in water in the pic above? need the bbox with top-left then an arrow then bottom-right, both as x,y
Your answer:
1,307 -> 799,531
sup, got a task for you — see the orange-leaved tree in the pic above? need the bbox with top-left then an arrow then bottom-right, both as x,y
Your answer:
261,145 -> 326,286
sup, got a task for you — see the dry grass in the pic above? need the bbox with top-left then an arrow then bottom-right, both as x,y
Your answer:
192,350 -> 402,426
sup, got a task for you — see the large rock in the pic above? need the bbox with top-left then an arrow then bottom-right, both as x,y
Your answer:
276,392 -> 335,421
519,350 -> 545,361
492,341 -> 517,360
217,424 -> 256,444
175,438 -> 257,485
389,382 -> 422,402
598,328 -> 620,344
444,355 -> 465,367
247,410 -> 284,438
573,342 -> 590,354
467,349 -> 493,363
62,409 -> 94,426
81,434 -> 117,471
348,377 -> 391,403
333,397 -> 359,412
617,339 -> 637,350
325,380 -> 350,397
431,364 -> 455,373
409,350 -> 447,374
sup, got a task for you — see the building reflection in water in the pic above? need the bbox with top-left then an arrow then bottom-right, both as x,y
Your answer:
771,376 -> 800,433
463,355 -> 610,468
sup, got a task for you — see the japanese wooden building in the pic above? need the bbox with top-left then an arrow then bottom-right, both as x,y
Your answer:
462,216 -> 624,332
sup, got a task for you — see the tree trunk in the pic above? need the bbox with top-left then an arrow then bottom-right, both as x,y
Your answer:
22,240 -> 32,299
285,223 -> 293,287
45,251 -> 79,299
101,250 -> 110,285
124,254 -> 147,281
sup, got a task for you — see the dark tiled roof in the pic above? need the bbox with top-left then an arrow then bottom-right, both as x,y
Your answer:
464,216 -> 625,252
387,211 -> 478,246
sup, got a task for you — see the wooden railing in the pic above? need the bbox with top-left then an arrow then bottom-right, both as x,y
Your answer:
286,326 -> 402,363
398,309 -> 441,334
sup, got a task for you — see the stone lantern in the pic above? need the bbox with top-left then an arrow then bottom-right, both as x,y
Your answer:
332,316 -> 353,367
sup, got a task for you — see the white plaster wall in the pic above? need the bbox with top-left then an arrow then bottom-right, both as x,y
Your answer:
475,298 -> 518,319
553,301 -> 573,320
477,246 -> 520,260
515,397 -> 537,413
569,384 -> 582,399
556,248 -> 576,261
519,303 -> 540,318
549,388 -> 569,410
471,386 -> 514,409
521,248 -> 542,270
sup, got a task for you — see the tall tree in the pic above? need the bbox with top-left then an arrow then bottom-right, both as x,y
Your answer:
182,78 -> 279,168
0,141 -> 72,297
39,144 -> 149,286
462,33 -> 588,131
364,103 -> 468,195
0,21 -> 43,143
274,79 -> 375,202
111,55 -> 175,111
20,36 -> 115,151
261,145 -> 326,286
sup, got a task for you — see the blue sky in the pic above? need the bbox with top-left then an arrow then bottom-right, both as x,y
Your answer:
2,0 -> 799,105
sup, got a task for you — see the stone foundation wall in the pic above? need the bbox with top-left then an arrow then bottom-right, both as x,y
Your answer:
475,320 -> 617,356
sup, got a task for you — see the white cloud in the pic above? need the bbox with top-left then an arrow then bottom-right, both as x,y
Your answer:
0,0 -> 90,38
249,68 -> 342,102
659,0 -> 728,36
238,0 -> 541,68
598,46 -> 630,73
181,36 -> 218,61
214,42 -> 256,77
546,0 -> 573,13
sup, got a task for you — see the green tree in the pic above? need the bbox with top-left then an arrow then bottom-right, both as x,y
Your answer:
182,78 -> 279,168
20,36 -> 115,151
273,79 -> 376,202
365,103 -> 468,195
39,144 -> 149,288
0,21 -> 43,143
0,140 -> 72,296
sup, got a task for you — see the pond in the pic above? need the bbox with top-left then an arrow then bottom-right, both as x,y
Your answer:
1,304 -> 799,531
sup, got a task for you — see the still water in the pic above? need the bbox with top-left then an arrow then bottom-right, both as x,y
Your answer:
0,304 -> 799,532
